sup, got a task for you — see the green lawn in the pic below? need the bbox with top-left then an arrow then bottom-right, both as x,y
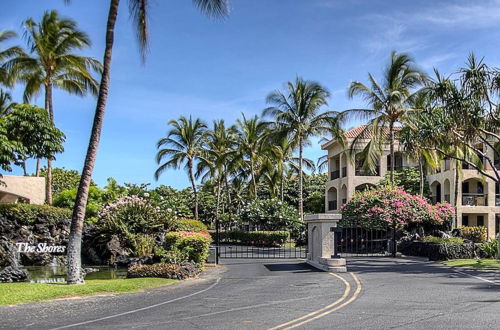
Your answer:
0,278 -> 177,306
442,259 -> 500,270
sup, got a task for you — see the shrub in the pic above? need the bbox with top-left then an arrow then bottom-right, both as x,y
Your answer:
174,219 -> 208,233
238,198 -> 302,231
164,231 -> 212,266
480,240 -> 499,258
341,186 -> 454,230
213,230 -> 290,246
155,246 -> 190,265
460,226 -> 487,243
53,186 -> 105,224
0,203 -> 70,225
127,262 -> 200,280
423,236 -> 464,244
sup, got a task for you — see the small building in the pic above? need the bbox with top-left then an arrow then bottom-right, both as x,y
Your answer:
0,175 -> 46,205
322,125 -> 500,240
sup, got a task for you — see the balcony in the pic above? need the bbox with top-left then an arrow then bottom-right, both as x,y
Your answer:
444,160 -> 451,171
330,170 -> 340,180
462,193 -> 488,206
496,194 -> 500,206
341,167 -> 347,178
444,194 -> 451,203
355,166 -> 380,176
328,200 -> 337,211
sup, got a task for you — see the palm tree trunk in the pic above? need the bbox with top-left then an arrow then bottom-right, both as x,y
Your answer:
250,158 -> 257,199
45,82 -> 54,204
418,156 -> 424,196
299,139 -> 304,221
216,174 -> 222,220
454,165 -> 460,229
389,122 -> 395,185
35,158 -> 41,177
22,160 -> 27,176
188,159 -> 199,220
281,168 -> 285,202
66,0 -> 120,285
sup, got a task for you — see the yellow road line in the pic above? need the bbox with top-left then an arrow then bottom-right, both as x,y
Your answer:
268,273 -> 351,330
284,273 -> 362,329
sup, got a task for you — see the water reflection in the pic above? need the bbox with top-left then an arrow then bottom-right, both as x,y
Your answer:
25,266 -> 127,283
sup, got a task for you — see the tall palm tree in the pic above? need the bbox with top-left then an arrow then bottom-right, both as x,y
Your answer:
235,114 -> 269,198
197,120 -> 237,222
0,30 -> 23,86
155,116 -> 207,220
346,51 -> 426,184
6,10 -> 101,203
66,0 -> 230,285
264,77 -> 341,220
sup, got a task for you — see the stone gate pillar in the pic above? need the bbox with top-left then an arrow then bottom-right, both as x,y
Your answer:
304,213 -> 346,272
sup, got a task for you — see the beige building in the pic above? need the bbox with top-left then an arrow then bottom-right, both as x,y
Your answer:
0,175 -> 46,204
322,125 -> 500,240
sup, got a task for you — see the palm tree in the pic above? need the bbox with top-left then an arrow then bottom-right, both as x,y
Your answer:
346,51 -> 426,184
0,90 -> 15,117
155,116 -> 207,220
197,120 -> 237,222
264,77 -> 341,220
235,114 -> 269,198
0,30 -> 23,86
6,10 -> 101,203
65,0 -> 230,284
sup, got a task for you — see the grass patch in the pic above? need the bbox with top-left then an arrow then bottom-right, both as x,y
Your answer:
442,259 -> 500,270
0,278 -> 176,306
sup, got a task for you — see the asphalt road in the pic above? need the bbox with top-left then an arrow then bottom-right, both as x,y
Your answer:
0,257 -> 499,329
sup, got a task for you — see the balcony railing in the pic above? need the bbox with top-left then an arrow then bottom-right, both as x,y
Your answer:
462,193 -> 488,206
328,200 -> 337,211
496,194 -> 500,206
355,166 -> 380,176
330,170 -> 340,180
386,165 -> 416,171
341,167 -> 347,178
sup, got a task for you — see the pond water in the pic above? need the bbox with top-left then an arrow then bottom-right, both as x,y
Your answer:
24,266 -> 128,283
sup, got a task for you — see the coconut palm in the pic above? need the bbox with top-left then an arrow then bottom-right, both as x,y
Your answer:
0,90 -> 15,117
0,30 -> 23,86
65,0 -> 230,284
155,116 -> 207,220
346,51 -> 426,184
264,77 -> 342,220
6,10 -> 101,204
196,120 -> 237,222
235,114 -> 269,198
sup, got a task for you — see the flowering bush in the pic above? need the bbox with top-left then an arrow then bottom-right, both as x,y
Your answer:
164,231 -> 212,266
341,186 -> 454,229
238,198 -> 302,231
174,219 -> 208,233
459,226 -> 487,243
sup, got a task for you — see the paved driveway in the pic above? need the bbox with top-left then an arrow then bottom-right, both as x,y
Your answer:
0,257 -> 499,329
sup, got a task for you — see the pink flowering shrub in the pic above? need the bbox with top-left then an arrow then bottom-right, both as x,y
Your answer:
341,186 -> 454,229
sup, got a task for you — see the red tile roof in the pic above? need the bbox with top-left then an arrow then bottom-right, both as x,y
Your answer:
344,125 -> 403,139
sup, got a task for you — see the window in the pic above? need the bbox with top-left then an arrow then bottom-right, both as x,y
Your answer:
477,216 -> 484,227
462,182 -> 469,194
462,215 -> 469,226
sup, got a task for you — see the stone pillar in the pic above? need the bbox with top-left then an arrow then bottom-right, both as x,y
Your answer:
487,212 -> 496,240
304,213 -> 346,272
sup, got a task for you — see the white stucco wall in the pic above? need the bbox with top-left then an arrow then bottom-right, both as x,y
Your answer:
0,175 -> 46,204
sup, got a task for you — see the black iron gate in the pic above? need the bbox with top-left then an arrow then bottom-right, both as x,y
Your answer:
214,223 -> 307,260
336,227 -> 392,257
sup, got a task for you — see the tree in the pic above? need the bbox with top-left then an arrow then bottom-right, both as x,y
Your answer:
346,51 -> 426,184
155,116 -> 207,220
2,104 -> 65,176
235,114 -> 269,198
0,121 -> 22,181
264,77 -> 342,220
66,0 -> 230,285
0,30 -> 23,86
6,10 -> 101,204
0,89 -> 15,117
40,167 -> 96,196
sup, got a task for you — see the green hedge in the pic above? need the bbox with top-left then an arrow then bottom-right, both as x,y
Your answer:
211,230 -> 290,246
127,262 -> 200,280
0,203 -> 71,225
174,219 -> 208,233
164,232 -> 212,266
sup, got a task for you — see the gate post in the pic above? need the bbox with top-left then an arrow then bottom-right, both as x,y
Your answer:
304,214 -> 346,272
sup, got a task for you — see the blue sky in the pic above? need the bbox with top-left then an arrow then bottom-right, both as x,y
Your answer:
2,0 -> 500,189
